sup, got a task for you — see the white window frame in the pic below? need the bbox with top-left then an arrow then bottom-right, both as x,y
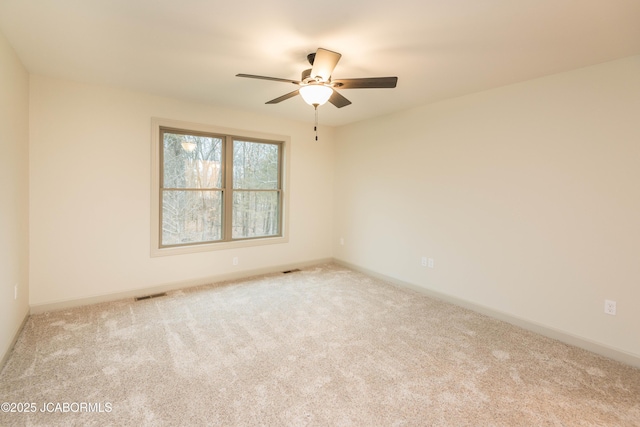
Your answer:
151,118 -> 290,257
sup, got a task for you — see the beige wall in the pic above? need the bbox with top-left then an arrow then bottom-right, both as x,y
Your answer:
0,31 -> 30,359
334,56 -> 640,359
10,36 -> 640,363
29,75 -> 334,307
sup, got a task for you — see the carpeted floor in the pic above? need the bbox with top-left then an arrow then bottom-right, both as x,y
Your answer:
1,263 -> 639,426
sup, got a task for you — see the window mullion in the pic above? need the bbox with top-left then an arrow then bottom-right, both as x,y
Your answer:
223,136 -> 234,241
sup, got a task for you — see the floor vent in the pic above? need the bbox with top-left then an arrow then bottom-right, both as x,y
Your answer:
135,292 -> 167,301
282,269 -> 301,274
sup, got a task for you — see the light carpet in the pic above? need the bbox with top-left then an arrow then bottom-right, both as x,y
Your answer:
1,263 -> 639,426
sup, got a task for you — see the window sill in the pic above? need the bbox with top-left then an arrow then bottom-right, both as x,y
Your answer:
150,235 -> 289,257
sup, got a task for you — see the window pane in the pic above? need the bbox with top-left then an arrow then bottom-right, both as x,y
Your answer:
232,191 -> 279,239
233,140 -> 279,189
163,132 -> 222,189
162,190 -> 222,245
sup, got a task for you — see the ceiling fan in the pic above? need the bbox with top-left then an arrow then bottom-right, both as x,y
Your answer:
236,48 -> 398,109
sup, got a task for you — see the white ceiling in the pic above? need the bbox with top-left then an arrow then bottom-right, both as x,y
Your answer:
1,0 -> 640,126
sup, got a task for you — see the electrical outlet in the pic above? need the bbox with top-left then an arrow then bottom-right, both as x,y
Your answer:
232,257 -> 239,266
428,258 -> 434,269
340,238 -> 344,246
14,284 -> 18,300
604,300 -> 616,316
421,257 -> 427,267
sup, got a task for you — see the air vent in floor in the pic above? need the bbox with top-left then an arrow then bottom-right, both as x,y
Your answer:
135,292 -> 167,301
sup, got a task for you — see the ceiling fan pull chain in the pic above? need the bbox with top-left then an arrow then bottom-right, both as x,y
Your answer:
314,104 -> 319,141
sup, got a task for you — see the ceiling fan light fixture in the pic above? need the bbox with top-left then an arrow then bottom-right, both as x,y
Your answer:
299,84 -> 333,106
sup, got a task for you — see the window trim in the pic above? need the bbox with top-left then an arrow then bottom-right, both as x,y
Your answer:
151,118 -> 290,257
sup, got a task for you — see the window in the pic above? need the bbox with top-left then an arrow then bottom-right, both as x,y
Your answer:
231,140 -> 281,239
151,119 -> 289,256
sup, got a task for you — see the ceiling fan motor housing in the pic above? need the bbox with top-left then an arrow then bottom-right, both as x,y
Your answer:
301,68 -> 327,85
307,52 -> 316,65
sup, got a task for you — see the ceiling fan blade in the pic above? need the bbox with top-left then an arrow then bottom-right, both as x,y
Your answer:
328,90 -> 352,108
236,74 -> 300,84
332,77 -> 398,89
266,89 -> 300,104
310,48 -> 341,81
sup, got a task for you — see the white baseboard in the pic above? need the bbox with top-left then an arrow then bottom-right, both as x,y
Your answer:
30,258 -> 333,315
0,311 -> 29,373
334,258 -> 640,369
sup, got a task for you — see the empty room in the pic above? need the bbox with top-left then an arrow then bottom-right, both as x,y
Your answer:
1,0 -> 639,425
